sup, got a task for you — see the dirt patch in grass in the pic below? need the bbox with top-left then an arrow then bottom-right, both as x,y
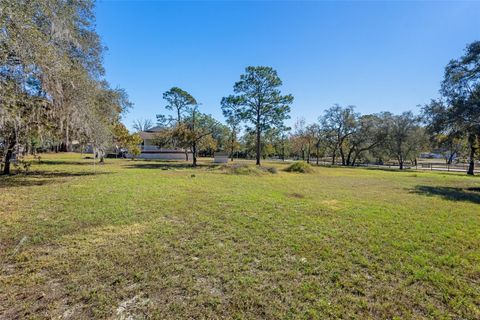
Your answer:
287,192 -> 305,199
116,294 -> 151,320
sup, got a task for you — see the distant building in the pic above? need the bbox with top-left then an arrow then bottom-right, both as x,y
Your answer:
213,152 -> 229,163
419,152 -> 444,159
134,126 -> 192,160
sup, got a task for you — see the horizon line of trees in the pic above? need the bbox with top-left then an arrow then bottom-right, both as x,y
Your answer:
134,40 -> 479,174
1,2 -> 478,177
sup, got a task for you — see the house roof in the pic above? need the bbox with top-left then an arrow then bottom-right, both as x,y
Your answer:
139,126 -> 166,140
145,126 -> 164,132
139,131 -> 160,140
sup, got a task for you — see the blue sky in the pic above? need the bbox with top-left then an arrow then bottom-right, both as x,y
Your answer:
95,1 -> 480,130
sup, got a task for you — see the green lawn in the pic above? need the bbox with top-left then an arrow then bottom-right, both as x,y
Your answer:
1,153 -> 479,319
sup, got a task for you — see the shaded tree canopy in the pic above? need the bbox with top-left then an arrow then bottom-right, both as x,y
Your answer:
424,41 -> 480,174
0,0 -> 132,173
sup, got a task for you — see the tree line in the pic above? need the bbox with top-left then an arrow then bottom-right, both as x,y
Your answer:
1,1 -> 478,176
139,41 -> 479,174
0,0 -> 139,174
151,66 -> 293,167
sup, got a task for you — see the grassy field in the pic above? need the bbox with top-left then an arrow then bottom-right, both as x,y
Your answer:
1,153 -> 479,319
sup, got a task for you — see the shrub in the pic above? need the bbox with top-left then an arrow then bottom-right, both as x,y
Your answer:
218,163 -> 277,175
227,164 -> 262,175
261,166 -> 278,174
284,161 -> 314,173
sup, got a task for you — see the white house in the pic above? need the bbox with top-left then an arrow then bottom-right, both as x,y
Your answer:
134,126 -> 192,160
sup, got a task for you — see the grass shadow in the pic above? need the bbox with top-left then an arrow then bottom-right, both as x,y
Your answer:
412,185 -> 480,204
125,162 -> 205,170
36,160 -> 96,166
314,164 -> 416,173
0,171 -> 110,188
362,166 -> 412,172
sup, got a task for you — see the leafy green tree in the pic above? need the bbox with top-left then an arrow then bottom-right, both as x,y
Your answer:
227,66 -> 293,165
343,114 -> 388,166
274,124 -> 291,161
319,105 -> 358,165
0,0 -> 130,173
173,107 -> 221,166
434,135 -> 467,165
423,41 -> 480,175
162,87 -> 197,123
221,96 -> 242,161
384,112 -> 426,170
113,123 -> 142,159
291,118 -> 308,161
305,123 -> 325,165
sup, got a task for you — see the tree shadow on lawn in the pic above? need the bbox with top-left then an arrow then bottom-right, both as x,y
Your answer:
412,185 -> 480,204
315,164 -> 414,173
36,160 -> 96,166
125,162 -> 207,170
0,171 -> 110,188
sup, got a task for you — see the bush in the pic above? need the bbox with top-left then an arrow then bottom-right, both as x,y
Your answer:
284,161 -> 314,173
226,164 -> 260,175
261,166 -> 278,174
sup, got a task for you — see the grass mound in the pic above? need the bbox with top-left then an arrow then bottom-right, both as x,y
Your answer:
262,166 -> 278,174
284,161 -> 314,173
227,163 -> 261,175
215,163 -> 278,175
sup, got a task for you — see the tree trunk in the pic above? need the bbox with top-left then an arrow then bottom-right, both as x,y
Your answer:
230,134 -> 235,162
447,152 -> 454,165
340,145 -> 346,166
255,127 -> 261,166
99,149 -> 105,163
192,141 -> 197,167
25,140 -> 30,156
306,144 -> 310,164
467,140 -> 476,175
316,145 -> 320,165
3,145 -> 15,175
3,133 -> 17,175
346,148 -> 354,166
351,153 -> 358,166
65,121 -> 70,152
